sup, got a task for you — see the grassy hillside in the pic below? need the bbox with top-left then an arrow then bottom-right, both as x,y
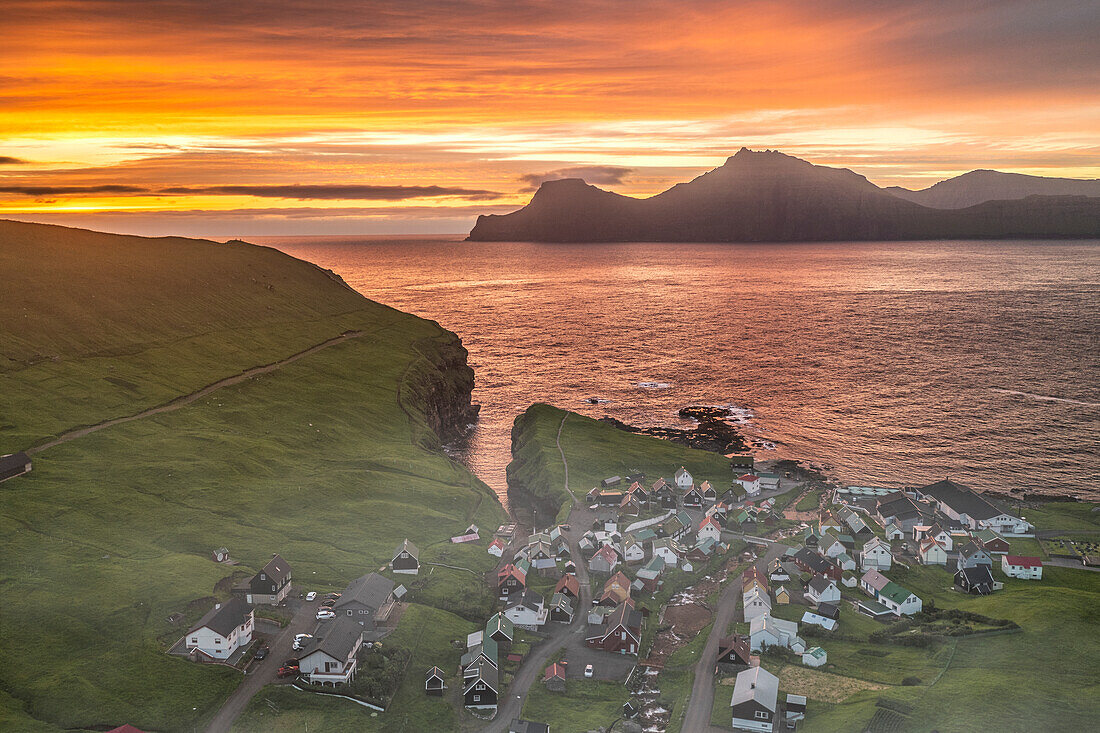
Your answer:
0,221 -> 504,732
507,402 -> 737,516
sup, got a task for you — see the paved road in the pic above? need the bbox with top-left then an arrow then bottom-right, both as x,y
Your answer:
206,596 -> 321,733
28,331 -> 365,455
679,540 -> 788,733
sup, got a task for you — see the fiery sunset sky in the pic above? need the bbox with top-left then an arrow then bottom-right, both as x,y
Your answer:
2,0 -> 1098,235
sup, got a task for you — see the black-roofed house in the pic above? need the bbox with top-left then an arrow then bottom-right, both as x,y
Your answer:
391,539 -> 420,575
548,592 -> 575,623
585,601 -> 642,655
334,572 -> 396,626
955,564 -> 998,595
243,554 -> 292,605
716,635 -> 753,671
730,666 -> 778,732
425,666 -> 445,695
0,452 -> 32,483
298,616 -> 365,685
463,660 -> 498,710
185,597 -> 254,661
915,479 -> 1032,534
956,541 -> 993,572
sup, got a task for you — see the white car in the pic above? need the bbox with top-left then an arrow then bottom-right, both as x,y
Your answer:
305,591 -> 317,602
584,664 -> 594,678
292,634 -> 312,650
316,608 -> 336,620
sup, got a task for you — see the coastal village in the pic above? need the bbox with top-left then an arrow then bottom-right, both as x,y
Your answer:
149,441 -> 1092,733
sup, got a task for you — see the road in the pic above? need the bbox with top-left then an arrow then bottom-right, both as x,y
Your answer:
28,331 -> 365,455
205,597 -> 321,733
678,540 -> 788,733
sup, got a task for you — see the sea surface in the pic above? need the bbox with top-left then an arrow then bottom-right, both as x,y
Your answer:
260,237 -> 1100,506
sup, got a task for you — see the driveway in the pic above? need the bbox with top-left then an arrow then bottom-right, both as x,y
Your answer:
678,541 -> 789,733
205,593 -> 322,733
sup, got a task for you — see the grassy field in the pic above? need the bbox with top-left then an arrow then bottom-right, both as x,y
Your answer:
0,222 -> 504,732
507,403 -> 738,513
521,676 -> 629,733
796,489 -> 822,511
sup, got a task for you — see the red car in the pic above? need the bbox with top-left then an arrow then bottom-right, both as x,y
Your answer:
277,666 -> 299,678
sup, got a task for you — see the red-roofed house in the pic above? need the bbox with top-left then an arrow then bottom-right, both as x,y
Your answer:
588,544 -> 620,575
554,574 -> 580,599
1001,555 -> 1043,580
698,516 -> 723,543
543,662 -> 567,692
738,474 -> 762,496
488,538 -> 505,557
497,564 -> 527,596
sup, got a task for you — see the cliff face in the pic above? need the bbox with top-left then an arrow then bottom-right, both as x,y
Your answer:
399,330 -> 480,449
467,148 -> 1100,242
888,170 -> 1100,209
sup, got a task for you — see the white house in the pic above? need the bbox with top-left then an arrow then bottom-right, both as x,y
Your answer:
698,516 -> 723,543
860,568 -> 890,598
730,666 -> 779,733
298,616 -> 364,685
918,538 -> 948,566
674,466 -> 694,491
1001,555 -> 1043,580
884,522 -> 905,541
185,597 -> 254,661
805,576 -> 841,605
860,536 -> 893,570
743,587 -> 772,622
877,581 -> 923,616
749,614 -> 799,652
652,538 -> 683,567
801,611 -> 838,632
503,590 -> 547,629
915,479 -> 1032,535
819,534 -> 846,559
487,538 -> 505,557
801,646 -> 828,668
621,538 -> 646,564
738,474 -> 762,496
758,473 -> 782,492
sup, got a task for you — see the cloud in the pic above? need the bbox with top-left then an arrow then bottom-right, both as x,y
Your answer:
0,184 -> 147,195
518,165 -> 633,191
0,156 -> 28,164
0,183 -> 502,200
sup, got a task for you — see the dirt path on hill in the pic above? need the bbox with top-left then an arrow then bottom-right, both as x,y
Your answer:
26,330 -> 365,456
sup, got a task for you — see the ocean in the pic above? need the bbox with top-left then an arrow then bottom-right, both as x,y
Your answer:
260,237 -> 1100,505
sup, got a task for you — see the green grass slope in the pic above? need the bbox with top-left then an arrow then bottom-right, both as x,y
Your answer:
507,403 -> 737,516
0,221 -> 504,731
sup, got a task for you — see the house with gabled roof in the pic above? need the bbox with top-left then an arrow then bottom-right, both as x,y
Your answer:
749,614 -> 802,652
805,575 -> 841,605
793,548 -> 842,581
636,555 -> 665,590
626,481 -> 649,502
585,601 -> 642,655
652,537 -> 684,567
974,528 -> 1010,555
918,538 -> 948,566
588,544 -> 620,575
737,473 -> 762,496
554,573 -> 580,599
730,666 -> 778,732
391,539 -> 419,575
956,541 -> 993,572
819,533 -> 845,559
743,587 -> 772,621
674,466 -> 694,490
884,522 -> 905,541
915,523 -> 954,551
497,562 -> 528,597
598,571 -> 632,607
542,661 -> 566,692
240,554 -> 292,605
662,511 -> 692,540
548,592 -> 575,623
683,484 -> 704,508
698,515 -> 723,543
299,616 -> 365,685
619,492 -> 642,516
860,536 -> 893,570
185,597 -> 254,661
836,505 -> 873,537
334,572 -> 396,626
878,580 -> 922,615
0,452 -> 32,483
802,646 -> 828,668
485,612 -> 514,645
860,568 -> 890,598
621,536 -> 646,564
955,564 -> 998,595
700,480 -> 717,503
1001,555 -> 1043,580
503,590 -> 547,629
915,479 -> 1032,535
463,660 -> 498,709
654,479 -> 677,507
425,666 -> 446,695
488,538 -> 505,557
461,636 -> 499,671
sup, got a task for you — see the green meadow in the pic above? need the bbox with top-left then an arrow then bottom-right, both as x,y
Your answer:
0,222 -> 504,731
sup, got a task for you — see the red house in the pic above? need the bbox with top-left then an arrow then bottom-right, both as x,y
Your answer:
585,602 -> 642,655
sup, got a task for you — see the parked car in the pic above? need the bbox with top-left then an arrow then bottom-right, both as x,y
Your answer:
584,664 -> 594,678
316,608 -> 336,620
320,598 -> 336,608
323,592 -> 342,601
305,591 -> 317,601
277,666 -> 298,678
284,658 -> 299,667
293,634 -> 312,650
254,647 -> 269,660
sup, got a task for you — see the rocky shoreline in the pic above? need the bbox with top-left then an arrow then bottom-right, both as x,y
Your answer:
598,405 -> 753,455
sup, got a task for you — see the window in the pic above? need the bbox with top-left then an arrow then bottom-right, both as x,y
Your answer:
190,637 -> 198,644
473,695 -> 480,702
348,610 -> 353,616
755,711 -> 769,720
260,573 -> 265,580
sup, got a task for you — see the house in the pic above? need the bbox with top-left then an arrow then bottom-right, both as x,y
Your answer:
974,528 -> 1011,555
674,466 -> 694,490
588,544 -> 620,575
819,534 -> 846,559
663,511 -> 693,540
860,536 -> 893,570
758,473 -> 782,492
211,547 -> 230,563
619,493 -> 642,516
467,630 -> 484,649
860,568 -> 890,598
749,614 -> 800,652
805,576 -> 841,605
548,592 -> 575,623
918,538 -> 948,566
816,602 -> 840,621
730,454 -> 755,473
185,598 -> 254,660
652,538 -> 683,567
915,479 -> 1032,534
585,601 -> 642,655
785,694 -> 808,724
742,566 -> 769,592
738,474 -> 762,496
463,660 -> 498,709
391,539 -> 420,575
598,571 -> 632,607
498,562 -> 528,597
841,571 -> 858,588
700,480 -> 717,502
858,599 -> 894,618
461,637 -> 499,671
0,452 -> 32,483
878,581 -> 922,615
801,610 -> 838,631
686,538 -> 718,564
884,522 -> 905,541
743,588 -> 772,621
241,554 -> 292,605
683,485 -> 704,508
819,512 -> 844,534
655,480 -> 677,508
834,551 -> 857,572
621,537 -> 646,564
956,541 -> 993,571
488,538 -> 506,557
542,662 -> 566,692
730,665 -> 779,732
793,548 -> 842,581
485,613 -> 515,645
955,564 -> 998,595
554,574 -> 580,599
698,516 -> 723,543
636,555 -> 665,590
298,616 -> 364,685
916,523 -> 954,551
1001,555 -> 1043,580
503,590 -> 547,629
802,527 -> 822,548
509,720 -> 550,733
627,481 -> 650,503
836,505 -> 873,537
717,634 -> 753,669
334,572 -> 396,626
526,539 -> 558,571
802,646 -> 828,668
603,475 -> 623,488
774,586 -> 791,604
875,491 -> 928,532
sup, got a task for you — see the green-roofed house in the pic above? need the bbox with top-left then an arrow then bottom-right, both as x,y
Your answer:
877,580 -> 922,615
485,613 -> 514,646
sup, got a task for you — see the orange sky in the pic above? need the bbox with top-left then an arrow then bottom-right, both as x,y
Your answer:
1,0 -> 1098,235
